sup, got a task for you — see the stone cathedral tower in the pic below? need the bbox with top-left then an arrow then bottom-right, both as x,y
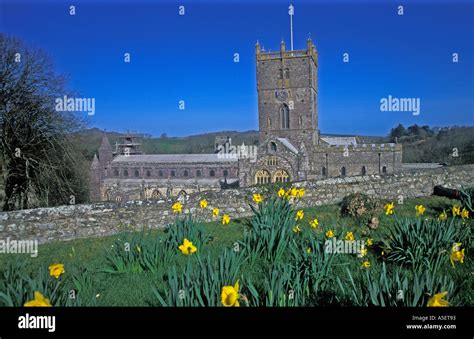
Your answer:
256,37 -> 319,149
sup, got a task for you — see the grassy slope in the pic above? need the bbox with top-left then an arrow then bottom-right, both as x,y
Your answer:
0,195 -> 471,306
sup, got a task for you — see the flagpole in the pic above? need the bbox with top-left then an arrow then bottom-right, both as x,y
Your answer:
289,4 -> 294,51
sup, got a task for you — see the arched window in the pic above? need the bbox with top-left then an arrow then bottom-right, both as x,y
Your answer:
267,117 -> 271,128
158,169 -> 164,177
151,190 -> 162,200
115,196 -> 122,202
123,169 -> 129,177
255,169 -> 271,185
270,142 -> 277,153
171,170 -> 176,177
134,169 -> 140,177
284,68 -> 290,79
361,166 -> 366,175
114,169 -> 119,177
382,166 -> 387,174
298,116 -> 302,126
223,169 -> 229,177
341,167 -> 346,177
322,166 -> 326,176
281,104 -> 290,129
274,169 -> 290,183
278,68 -> 283,79
210,169 -> 215,177
183,170 -> 188,177
196,170 -> 202,177
146,170 -> 151,177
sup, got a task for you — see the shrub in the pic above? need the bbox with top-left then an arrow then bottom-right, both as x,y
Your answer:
340,193 -> 378,225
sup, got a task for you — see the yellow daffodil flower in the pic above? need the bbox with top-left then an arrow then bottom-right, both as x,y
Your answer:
307,247 -> 311,254
309,218 -> 319,229
297,188 -> 305,198
199,199 -> 208,209
24,291 -> 52,307
326,229 -> 334,238
461,208 -> 469,220
172,202 -> 183,214
452,206 -> 461,217
253,193 -> 263,204
179,238 -> 197,255
212,207 -> 219,218
345,231 -> 355,241
384,202 -> 394,215
415,204 -> 426,216
438,211 -> 448,221
358,247 -> 368,257
277,188 -> 286,198
427,291 -> 449,307
450,242 -> 465,267
295,210 -> 304,220
221,281 -> 240,307
292,225 -> 301,233
361,260 -> 370,269
48,263 -> 65,279
222,214 -> 231,225
366,238 -> 373,246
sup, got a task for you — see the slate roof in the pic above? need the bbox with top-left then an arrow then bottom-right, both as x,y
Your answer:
276,138 -> 299,154
320,136 -> 357,146
111,154 -> 238,164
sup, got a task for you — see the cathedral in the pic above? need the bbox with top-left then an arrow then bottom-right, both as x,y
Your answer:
90,37 -> 402,202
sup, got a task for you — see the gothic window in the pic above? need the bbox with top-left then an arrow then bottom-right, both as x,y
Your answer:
158,169 -> 164,177
123,169 -> 129,177
134,169 -> 140,177
273,169 -> 290,183
151,190 -> 162,200
298,116 -> 302,126
281,104 -> 289,129
361,166 -> 366,175
382,166 -> 387,174
284,68 -> 290,79
255,169 -> 271,185
196,169 -> 202,177
223,169 -> 229,177
171,170 -> 176,177
266,156 -> 279,166
322,166 -> 326,176
183,170 -> 189,177
341,167 -> 346,177
210,169 -> 215,177
114,169 -> 119,177
267,116 -> 271,128
278,68 -> 283,79
146,170 -> 151,177
270,142 -> 277,153
115,196 -> 122,202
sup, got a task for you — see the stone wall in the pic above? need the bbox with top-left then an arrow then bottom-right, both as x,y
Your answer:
1,165 -> 473,244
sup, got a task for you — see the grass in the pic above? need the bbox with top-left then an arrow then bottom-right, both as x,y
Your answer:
0,195 -> 472,306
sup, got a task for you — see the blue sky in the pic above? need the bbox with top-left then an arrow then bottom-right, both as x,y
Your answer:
1,0 -> 473,137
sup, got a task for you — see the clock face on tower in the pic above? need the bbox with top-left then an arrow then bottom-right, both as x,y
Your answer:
275,90 -> 288,102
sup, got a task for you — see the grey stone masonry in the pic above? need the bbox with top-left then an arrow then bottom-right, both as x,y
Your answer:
1,165 -> 473,244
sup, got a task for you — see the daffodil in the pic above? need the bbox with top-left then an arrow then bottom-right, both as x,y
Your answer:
345,231 -> 355,241
172,202 -> 183,214
361,260 -> 370,269
309,218 -> 319,229
290,187 -> 298,198
438,211 -> 448,221
358,247 -> 368,257
450,242 -> 465,267
292,225 -> 301,233
179,238 -> 197,255
48,263 -> 65,279
24,291 -> 52,307
297,188 -> 305,198
221,281 -> 240,307
452,205 -> 461,217
307,247 -> 311,254
366,238 -> 373,246
253,193 -> 263,204
199,199 -> 208,209
461,208 -> 469,220
277,188 -> 286,198
427,291 -> 449,307
295,210 -> 304,220
325,229 -> 334,238
415,204 -> 426,216
222,214 -> 231,225
212,207 -> 219,218
384,202 -> 394,215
